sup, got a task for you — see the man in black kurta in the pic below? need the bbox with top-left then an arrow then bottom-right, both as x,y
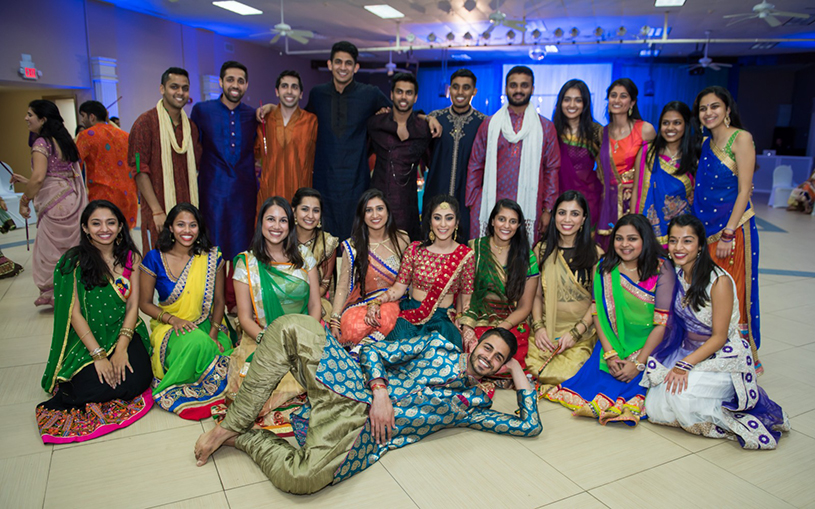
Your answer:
425,69 -> 486,241
305,42 -> 390,239
368,73 -> 431,240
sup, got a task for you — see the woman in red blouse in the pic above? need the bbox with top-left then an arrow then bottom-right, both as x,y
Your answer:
365,195 -> 475,350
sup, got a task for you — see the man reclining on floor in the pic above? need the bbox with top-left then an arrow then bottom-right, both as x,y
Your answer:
194,314 -> 542,495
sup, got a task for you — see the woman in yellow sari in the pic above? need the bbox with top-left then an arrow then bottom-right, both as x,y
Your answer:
529,191 -> 603,393
139,203 -> 233,420
220,196 -> 322,435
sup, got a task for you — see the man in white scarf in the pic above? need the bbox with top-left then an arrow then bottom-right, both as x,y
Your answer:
465,66 -> 560,241
129,67 -> 201,250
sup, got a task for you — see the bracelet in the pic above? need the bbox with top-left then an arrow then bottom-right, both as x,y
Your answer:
79,329 -> 92,341
157,310 -> 166,323
671,367 -> 689,375
720,230 -> 736,242
21,195 -> 32,205
367,298 -> 382,308
674,360 -> 694,372
152,211 -> 165,217
119,327 -> 134,340
255,328 -> 266,344
569,327 -> 582,341
602,349 -> 618,361
90,347 -> 107,361
370,382 -> 388,391
531,319 -> 545,332
330,312 -> 342,321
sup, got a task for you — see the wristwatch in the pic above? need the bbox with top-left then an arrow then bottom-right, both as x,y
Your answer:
635,361 -> 646,372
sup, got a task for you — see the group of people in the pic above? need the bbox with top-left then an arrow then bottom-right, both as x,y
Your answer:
13,38 -> 792,496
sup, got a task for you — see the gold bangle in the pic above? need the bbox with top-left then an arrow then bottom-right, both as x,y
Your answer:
602,349 -> 618,361
79,329 -> 92,341
157,310 -> 165,323
90,347 -> 107,361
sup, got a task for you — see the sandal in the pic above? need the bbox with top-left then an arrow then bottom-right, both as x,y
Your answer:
0,262 -> 23,280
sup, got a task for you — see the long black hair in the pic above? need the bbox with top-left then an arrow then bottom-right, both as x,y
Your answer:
553,79 -> 599,154
60,200 -> 140,290
292,187 -> 329,261
421,194 -> 460,247
540,191 -> 597,273
351,189 -> 404,297
157,203 -> 214,255
692,85 -> 745,131
252,196 -> 303,268
606,78 -> 642,121
486,199 -> 530,303
667,215 -> 719,312
28,100 -> 79,162
647,101 -> 698,177
599,214 -> 663,280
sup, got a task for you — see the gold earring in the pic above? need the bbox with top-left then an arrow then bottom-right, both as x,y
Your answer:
318,220 -> 322,228
724,115 -> 731,129
115,233 -> 122,246
628,107 -> 633,117
429,231 -> 436,242
454,225 -> 459,239
294,218 -> 299,226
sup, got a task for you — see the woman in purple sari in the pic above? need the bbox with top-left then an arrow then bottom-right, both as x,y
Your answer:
642,215 -> 788,449
552,80 -> 602,228
17,100 -> 88,306
691,86 -> 762,373
633,101 -> 697,245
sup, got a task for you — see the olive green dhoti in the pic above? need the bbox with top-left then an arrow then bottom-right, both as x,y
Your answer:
221,315 -> 369,495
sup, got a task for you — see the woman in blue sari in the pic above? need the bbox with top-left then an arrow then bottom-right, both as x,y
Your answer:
634,101 -> 697,245
545,214 -> 675,425
691,86 -> 762,373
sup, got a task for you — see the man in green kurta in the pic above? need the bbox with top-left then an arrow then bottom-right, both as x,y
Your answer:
194,315 -> 541,494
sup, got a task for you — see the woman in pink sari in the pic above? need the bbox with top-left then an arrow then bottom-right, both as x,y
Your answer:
17,100 -> 87,306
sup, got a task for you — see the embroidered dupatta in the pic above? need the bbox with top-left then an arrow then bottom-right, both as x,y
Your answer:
634,149 -> 693,244
400,243 -> 474,325
340,239 -> 399,313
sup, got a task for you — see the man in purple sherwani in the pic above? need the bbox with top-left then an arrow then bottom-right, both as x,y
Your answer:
465,66 -> 560,240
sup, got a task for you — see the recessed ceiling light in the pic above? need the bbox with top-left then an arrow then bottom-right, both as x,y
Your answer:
451,53 -> 472,61
212,1 -> 262,15
640,48 -> 661,57
364,4 -> 405,19
647,26 -> 672,37
655,0 -> 685,6
545,45 -> 559,53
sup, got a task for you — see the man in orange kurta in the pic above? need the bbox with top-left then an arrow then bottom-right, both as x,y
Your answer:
76,101 -> 139,228
255,70 -> 318,210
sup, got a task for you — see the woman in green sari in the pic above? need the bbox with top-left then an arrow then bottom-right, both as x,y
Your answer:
139,203 -> 233,420
459,199 -> 539,366
38,200 -> 152,444
223,196 -> 321,435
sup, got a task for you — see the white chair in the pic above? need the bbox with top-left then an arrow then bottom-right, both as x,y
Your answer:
768,165 -> 795,208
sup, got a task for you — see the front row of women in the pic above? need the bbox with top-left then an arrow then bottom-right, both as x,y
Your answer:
36,191 -> 788,450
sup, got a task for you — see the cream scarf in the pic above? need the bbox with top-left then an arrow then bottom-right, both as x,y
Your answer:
156,100 -> 198,212
480,102 -> 543,238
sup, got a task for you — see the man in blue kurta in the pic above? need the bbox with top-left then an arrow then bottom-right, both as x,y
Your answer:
426,68 -> 486,241
191,61 -> 257,308
194,315 -> 541,495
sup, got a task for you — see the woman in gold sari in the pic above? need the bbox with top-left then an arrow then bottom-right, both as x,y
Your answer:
292,187 -> 338,318
529,191 -> 603,393
220,196 -> 322,435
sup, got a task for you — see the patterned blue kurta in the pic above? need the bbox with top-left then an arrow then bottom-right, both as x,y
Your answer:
294,332 -> 542,484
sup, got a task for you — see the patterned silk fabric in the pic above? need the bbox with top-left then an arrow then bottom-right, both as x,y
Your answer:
311,332 -> 542,484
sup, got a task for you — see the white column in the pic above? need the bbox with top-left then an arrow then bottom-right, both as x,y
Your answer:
90,57 -> 120,118
201,75 -> 221,101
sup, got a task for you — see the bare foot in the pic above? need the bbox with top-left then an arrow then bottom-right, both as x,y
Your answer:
194,424 -> 238,466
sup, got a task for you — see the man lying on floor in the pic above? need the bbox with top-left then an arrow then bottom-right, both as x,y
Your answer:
194,314 -> 541,495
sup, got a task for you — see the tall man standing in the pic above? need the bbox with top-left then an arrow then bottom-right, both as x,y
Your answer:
368,73 -> 431,240
76,100 -> 139,228
256,70 -> 317,208
466,66 -> 560,240
129,67 -> 201,250
425,69 -> 485,241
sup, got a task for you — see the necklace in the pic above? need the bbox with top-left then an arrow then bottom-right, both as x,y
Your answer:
663,147 -> 680,166
620,261 -> 638,273
369,237 -> 391,251
611,122 -> 632,153
490,239 -> 507,255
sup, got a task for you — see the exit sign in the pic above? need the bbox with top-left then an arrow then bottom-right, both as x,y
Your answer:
19,54 -> 39,81
22,67 -> 38,80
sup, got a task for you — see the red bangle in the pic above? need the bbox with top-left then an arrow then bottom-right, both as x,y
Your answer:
370,382 -> 388,391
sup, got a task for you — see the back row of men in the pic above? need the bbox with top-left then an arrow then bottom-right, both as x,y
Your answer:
75,40 -> 560,263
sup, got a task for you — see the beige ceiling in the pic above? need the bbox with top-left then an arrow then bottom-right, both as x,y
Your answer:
110,0 -> 815,61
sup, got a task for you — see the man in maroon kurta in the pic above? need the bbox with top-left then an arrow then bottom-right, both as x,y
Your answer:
129,67 -> 201,250
465,66 -> 560,240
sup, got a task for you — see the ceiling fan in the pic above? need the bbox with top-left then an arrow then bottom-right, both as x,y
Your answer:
266,0 -> 314,45
686,33 -> 733,71
723,1 -> 810,27
482,11 -> 526,38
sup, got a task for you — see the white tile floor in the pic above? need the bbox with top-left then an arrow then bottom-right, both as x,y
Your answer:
0,203 -> 813,508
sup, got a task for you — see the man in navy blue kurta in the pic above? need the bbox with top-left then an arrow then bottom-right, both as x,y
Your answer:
305,42 -> 391,240
191,61 -> 257,262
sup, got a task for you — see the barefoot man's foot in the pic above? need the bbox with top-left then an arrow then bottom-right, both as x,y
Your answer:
194,424 -> 238,466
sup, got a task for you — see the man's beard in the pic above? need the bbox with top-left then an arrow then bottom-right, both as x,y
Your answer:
508,94 -> 531,107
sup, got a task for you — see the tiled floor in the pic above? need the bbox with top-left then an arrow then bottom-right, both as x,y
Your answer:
1,202 -> 813,508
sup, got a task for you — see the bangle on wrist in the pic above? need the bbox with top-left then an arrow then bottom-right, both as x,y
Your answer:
602,349 -> 618,361
90,347 -> 107,361
79,329 -> 92,341
370,382 -> 388,392
152,210 -> 165,217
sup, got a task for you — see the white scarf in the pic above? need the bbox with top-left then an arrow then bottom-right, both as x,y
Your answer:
480,102 -> 543,238
156,100 -> 198,212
